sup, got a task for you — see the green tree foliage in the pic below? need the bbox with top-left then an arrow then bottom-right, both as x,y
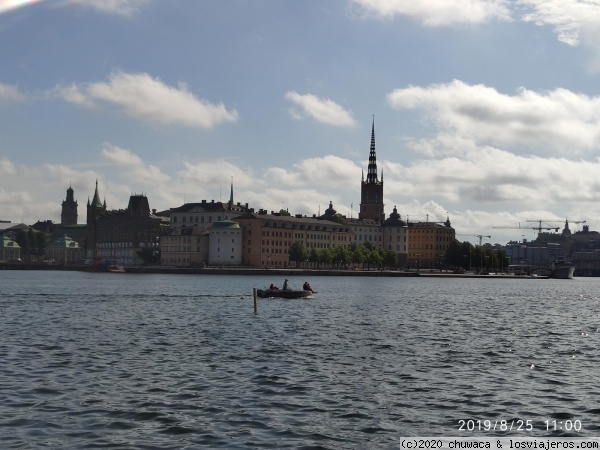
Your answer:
384,250 -> 398,268
278,209 -> 291,216
332,245 -> 350,268
36,232 -> 47,256
330,213 -> 347,224
288,241 -> 306,268
308,248 -> 319,268
137,247 -> 160,265
318,248 -> 333,268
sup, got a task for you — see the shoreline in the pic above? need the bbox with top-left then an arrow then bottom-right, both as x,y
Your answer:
0,262 -> 556,278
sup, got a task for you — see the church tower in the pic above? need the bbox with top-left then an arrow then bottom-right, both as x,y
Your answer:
359,117 -> 384,222
86,180 -> 106,257
61,183 -> 78,226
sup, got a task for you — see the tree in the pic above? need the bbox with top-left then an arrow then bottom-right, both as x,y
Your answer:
278,209 -> 291,216
332,245 -> 350,268
288,241 -> 306,268
15,230 -> 33,261
331,213 -> 347,224
137,247 -> 160,265
384,250 -> 398,269
36,232 -> 47,257
308,248 -> 319,268
318,248 -> 333,268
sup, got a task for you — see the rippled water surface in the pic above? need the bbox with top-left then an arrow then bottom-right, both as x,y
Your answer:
1,271 -> 600,449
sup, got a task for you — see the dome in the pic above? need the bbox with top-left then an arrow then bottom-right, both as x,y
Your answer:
382,206 -> 406,227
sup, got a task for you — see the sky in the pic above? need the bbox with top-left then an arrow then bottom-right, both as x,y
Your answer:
2,0 -> 600,246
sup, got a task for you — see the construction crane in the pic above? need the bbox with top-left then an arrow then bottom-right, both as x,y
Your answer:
477,235 -> 491,247
456,234 -> 491,246
493,219 -> 586,235
525,219 -> 586,233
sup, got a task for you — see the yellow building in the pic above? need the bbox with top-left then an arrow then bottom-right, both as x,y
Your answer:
407,219 -> 455,269
233,211 -> 353,268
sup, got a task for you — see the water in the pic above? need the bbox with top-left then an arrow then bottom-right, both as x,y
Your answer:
1,271 -> 600,449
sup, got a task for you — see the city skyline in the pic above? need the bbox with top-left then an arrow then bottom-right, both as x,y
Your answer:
1,0 -> 600,245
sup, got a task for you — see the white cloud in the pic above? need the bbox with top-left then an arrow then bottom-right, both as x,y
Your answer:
285,91 -> 358,127
387,80 -> 600,156
50,83 -> 95,108
52,72 -> 239,129
0,157 -> 16,175
519,0 -> 600,47
2,145 -> 600,246
350,0 -> 512,26
0,83 -> 23,102
69,0 -> 149,17
100,143 -> 171,188
518,0 -> 600,71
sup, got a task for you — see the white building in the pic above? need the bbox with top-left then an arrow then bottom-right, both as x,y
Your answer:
208,220 -> 242,266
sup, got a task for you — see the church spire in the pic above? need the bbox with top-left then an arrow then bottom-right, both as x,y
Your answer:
229,177 -> 234,209
359,115 -> 385,222
366,115 -> 378,184
91,179 -> 103,208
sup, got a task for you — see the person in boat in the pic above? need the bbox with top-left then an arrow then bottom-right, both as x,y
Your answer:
269,283 -> 279,291
283,279 -> 290,290
303,281 -> 312,291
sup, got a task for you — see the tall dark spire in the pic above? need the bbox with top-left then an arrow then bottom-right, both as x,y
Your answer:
91,179 -> 103,208
366,115 -> 378,184
229,177 -> 234,209
359,116 -> 384,222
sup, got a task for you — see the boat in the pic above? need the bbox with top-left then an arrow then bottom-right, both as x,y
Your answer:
108,265 -> 126,273
550,261 -> 575,279
256,289 -> 314,299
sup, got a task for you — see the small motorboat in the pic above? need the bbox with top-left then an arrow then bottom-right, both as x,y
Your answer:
256,289 -> 314,299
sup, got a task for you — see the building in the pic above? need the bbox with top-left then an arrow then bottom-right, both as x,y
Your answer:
382,206 -> 408,265
86,182 -> 167,266
161,226 -> 209,267
407,217 -> 455,269
0,235 -> 20,261
233,211 -> 353,268
359,118 -> 384,223
86,180 -> 107,257
208,219 -> 243,265
61,183 -> 78,226
46,235 -> 84,265
346,218 -> 382,247
169,182 -> 250,228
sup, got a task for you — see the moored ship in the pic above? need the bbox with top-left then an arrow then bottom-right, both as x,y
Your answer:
550,261 -> 575,279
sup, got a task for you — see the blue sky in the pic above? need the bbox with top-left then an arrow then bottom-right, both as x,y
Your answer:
2,0 -> 600,245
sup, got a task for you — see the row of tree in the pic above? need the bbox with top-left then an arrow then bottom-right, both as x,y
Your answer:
444,240 -> 509,272
13,229 -> 47,261
288,239 -> 510,273
289,241 -> 402,270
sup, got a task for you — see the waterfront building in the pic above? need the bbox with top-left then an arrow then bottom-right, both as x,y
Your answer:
46,235 -> 84,266
0,235 -> 20,261
208,219 -> 243,266
233,211 -> 353,268
160,226 -> 209,267
346,218 -> 382,247
382,206 -> 408,265
359,118 -> 384,223
86,182 -> 168,266
407,218 -> 455,269
169,182 -> 250,228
